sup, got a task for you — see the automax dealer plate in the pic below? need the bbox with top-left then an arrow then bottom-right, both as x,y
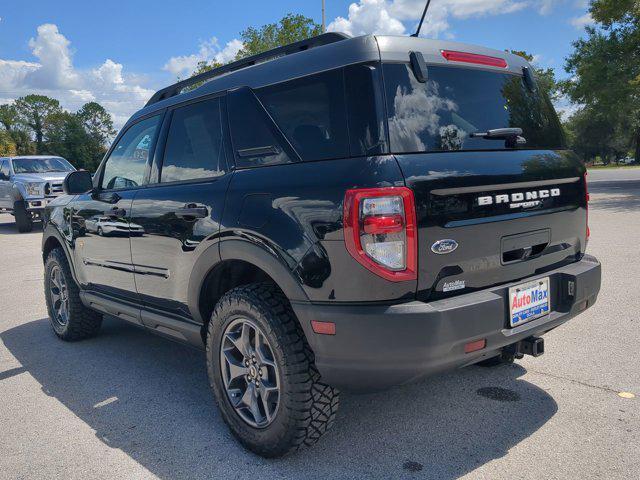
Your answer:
508,277 -> 550,327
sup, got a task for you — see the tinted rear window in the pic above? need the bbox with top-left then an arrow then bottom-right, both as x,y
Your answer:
383,63 -> 565,153
161,98 -> 226,182
256,69 -> 349,161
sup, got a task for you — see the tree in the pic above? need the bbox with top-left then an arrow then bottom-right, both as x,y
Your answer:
0,130 -> 16,156
509,50 -> 561,102
76,102 -> 115,170
564,106 -> 629,163
185,13 -> 322,82
76,102 -> 116,144
0,104 -> 19,131
0,103 -> 35,155
14,95 -> 62,154
235,13 -> 322,59
182,60 -> 223,92
563,0 -> 640,162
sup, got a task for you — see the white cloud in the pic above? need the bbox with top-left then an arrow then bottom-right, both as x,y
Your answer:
0,24 -> 154,129
26,23 -> 79,89
328,0 -> 529,38
329,0 -> 406,36
570,13 -> 594,29
163,37 -> 243,77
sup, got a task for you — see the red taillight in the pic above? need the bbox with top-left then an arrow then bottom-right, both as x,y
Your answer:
363,214 -> 404,234
584,171 -> 590,243
441,50 -> 507,68
343,187 -> 417,282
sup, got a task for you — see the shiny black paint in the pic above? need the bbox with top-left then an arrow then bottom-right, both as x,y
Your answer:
130,177 -> 231,318
70,190 -> 139,302
221,155 -> 413,302
395,149 -> 587,301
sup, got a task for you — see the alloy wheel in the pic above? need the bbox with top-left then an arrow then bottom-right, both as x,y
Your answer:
220,318 -> 280,428
49,265 -> 69,327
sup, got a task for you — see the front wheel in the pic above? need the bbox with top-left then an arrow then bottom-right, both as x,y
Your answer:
206,283 -> 339,457
44,248 -> 102,341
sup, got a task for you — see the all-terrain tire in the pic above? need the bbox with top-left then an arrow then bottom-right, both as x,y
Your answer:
206,282 -> 340,457
13,200 -> 33,233
44,247 -> 102,341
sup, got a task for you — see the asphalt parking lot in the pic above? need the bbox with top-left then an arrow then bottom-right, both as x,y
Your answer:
0,169 -> 638,480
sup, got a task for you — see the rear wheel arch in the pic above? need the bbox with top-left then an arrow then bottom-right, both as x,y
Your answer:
189,239 -> 310,341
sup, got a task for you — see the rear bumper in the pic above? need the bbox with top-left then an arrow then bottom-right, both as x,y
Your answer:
292,255 -> 601,392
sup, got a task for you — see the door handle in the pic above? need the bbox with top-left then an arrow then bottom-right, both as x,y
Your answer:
105,207 -> 126,217
176,204 -> 208,219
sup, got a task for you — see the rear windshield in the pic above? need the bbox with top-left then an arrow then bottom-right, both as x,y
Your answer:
382,63 -> 565,153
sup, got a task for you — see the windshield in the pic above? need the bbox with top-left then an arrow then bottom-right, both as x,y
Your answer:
11,157 -> 75,174
382,63 -> 565,153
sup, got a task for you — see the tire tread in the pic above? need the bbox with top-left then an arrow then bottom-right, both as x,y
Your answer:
206,282 -> 339,457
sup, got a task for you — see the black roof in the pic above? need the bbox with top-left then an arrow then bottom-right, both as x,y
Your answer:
130,34 -> 530,125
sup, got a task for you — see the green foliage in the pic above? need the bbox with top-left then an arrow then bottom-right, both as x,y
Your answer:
14,95 -> 62,153
0,130 -> 16,156
0,95 -> 115,170
0,104 -> 19,131
563,0 -> 640,162
181,60 -> 224,92
185,13 -> 322,87
235,13 -> 322,59
509,50 -> 561,102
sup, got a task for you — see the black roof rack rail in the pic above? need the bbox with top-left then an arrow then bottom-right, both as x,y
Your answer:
146,32 -> 351,107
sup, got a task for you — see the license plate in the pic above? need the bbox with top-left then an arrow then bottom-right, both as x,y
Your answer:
509,278 -> 550,327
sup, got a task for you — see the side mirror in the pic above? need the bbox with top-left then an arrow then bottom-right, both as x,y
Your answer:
63,170 -> 93,195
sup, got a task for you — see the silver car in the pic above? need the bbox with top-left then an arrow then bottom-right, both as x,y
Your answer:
0,156 -> 75,232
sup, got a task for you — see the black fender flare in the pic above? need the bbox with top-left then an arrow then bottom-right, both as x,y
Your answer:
187,237 -> 309,324
42,225 -> 81,286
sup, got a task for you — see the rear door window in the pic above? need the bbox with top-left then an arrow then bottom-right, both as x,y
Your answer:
228,87 -> 297,168
161,98 -> 226,182
383,63 -> 565,153
256,70 -> 349,161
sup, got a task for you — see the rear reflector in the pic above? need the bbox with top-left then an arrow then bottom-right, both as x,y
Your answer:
311,320 -> 336,335
441,50 -> 507,68
464,339 -> 486,353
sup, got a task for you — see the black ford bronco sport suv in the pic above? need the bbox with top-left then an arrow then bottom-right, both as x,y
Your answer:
42,33 -> 601,457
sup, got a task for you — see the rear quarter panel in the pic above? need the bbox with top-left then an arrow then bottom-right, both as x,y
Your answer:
220,155 -> 416,302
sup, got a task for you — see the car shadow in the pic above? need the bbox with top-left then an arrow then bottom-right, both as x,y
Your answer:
2,317 -> 557,480
589,180 -> 640,212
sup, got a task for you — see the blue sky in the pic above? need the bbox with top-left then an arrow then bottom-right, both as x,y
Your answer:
0,0 -> 593,126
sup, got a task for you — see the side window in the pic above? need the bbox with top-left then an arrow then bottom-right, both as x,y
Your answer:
228,87 -> 297,168
256,69 -> 349,161
161,98 -> 225,182
101,115 -> 161,190
344,63 -> 387,156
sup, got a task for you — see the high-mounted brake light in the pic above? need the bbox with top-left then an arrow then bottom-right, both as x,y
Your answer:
343,187 -> 417,282
441,50 -> 507,68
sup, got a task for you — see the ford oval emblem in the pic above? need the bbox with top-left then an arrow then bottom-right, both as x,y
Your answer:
431,239 -> 458,255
